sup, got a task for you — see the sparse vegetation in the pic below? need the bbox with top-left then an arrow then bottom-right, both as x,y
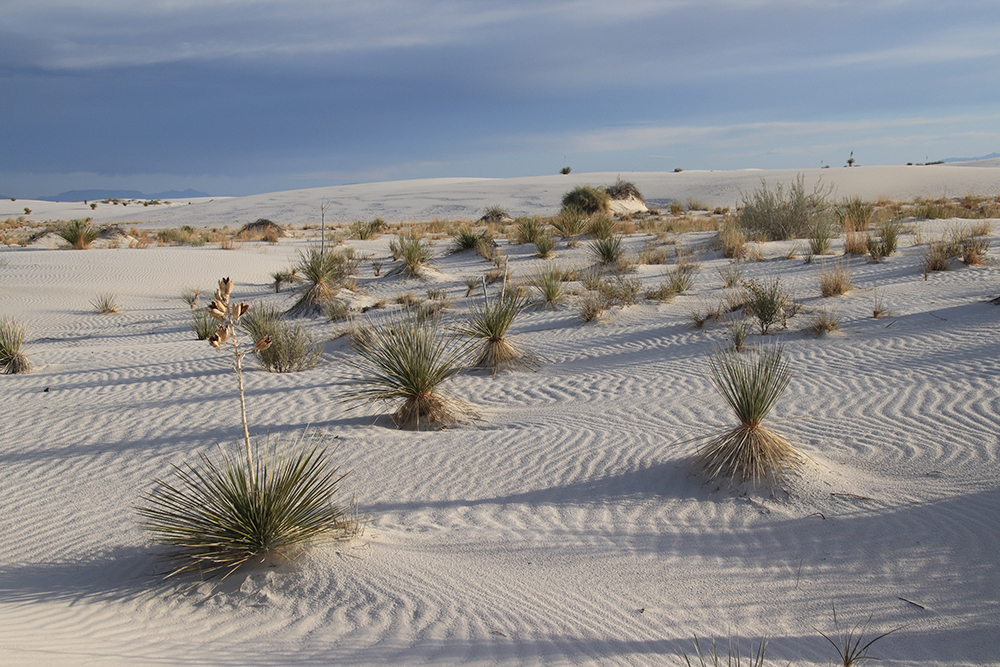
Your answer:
819,259 -> 854,297
694,345 -> 802,486
605,177 -> 643,202
742,275 -> 796,334
717,218 -> 747,259
389,233 -> 433,278
739,175 -> 833,241
449,227 -> 493,254
241,304 -> 323,373
552,208 -> 587,238
718,263 -> 744,288
0,317 -> 31,374
816,607 -> 899,667
529,265 -> 567,308
809,309 -> 840,335
271,267 -> 299,293
514,216 -> 545,245
479,205 -> 511,225
190,309 -> 216,340
587,214 -> 616,240
725,317 -> 753,352
562,185 -> 611,216
535,233 -> 556,259
340,311 -> 473,429
348,218 -> 386,240
288,247 -> 359,317
91,293 -> 121,314
589,235 -> 625,266
577,292 -> 611,322
456,286 -> 537,375
57,219 -> 101,249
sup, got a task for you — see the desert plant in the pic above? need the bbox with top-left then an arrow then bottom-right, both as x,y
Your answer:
742,276 -> 795,334
819,259 -> 853,297
0,317 -> 31,374
348,218 -> 386,240
535,233 -> 556,259
513,216 -> 543,245
456,286 -> 537,375
241,304 -> 322,373
809,308 -> 840,335
675,635 -> 771,667
816,607 -> 899,667
718,263 -> 744,288
562,185 -> 611,215
577,292 -> 611,322
326,299 -> 352,322
587,214 -> 616,240
529,265 -> 567,308
808,217 -> 837,255
389,234 -> 433,278
91,293 -> 120,314
694,345 -> 802,486
182,288 -> 203,308
340,311 -> 472,429
589,235 -> 625,265
725,317 -> 753,352
599,275 -> 642,306
449,227 -> 492,254
479,205 -> 510,225
666,265 -> 696,294
552,207 -> 587,238
739,175 -> 833,241
644,283 -> 677,303
669,201 -> 684,215
605,177 -> 644,201
271,268 -> 299,293
866,220 -> 901,262
190,309 -> 215,340
961,237 -> 990,265
560,166 -> 571,174
578,265 -> 605,291
921,242 -> 952,277
57,219 -> 101,249
288,247 -> 358,316
717,219 -> 747,259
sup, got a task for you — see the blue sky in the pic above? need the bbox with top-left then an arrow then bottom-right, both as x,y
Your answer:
2,0 -> 999,197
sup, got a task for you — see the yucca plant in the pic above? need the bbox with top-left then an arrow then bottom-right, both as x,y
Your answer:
449,227 -> 491,254
694,345 -> 802,486
514,216 -> 544,245
181,288 -> 203,308
348,218 -> 386,240
57,218 -> 101,249
665,265 -> 696,293
456,286 -> 538,376
190,309 -> 216,340
288,247 -> 358,316
552,208 -> 587,238
589,235 -> 625,265
389,234 -> 433,278
340,311 -> 473,429
725,317 -> 753,352
91,293 -> 120,314
675,635 -> 771,667
587,214 -> 616,240
0,317 -> 31,374
529,265 -> 567,308
271,267 -> 299,293
534,233 -> 556,259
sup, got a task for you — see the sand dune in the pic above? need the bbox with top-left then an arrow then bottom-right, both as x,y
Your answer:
1,171 -> 999,665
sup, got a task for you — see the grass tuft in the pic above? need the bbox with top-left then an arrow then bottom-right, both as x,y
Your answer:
241,304 -> 322,373
562,185 -> 611,215
529,265 -> 567,308
819,259 -> 853,297
288,247 -> 359,317
815,606 -> 899,667
0,317 -> 31,374
340,311 -> 473,429
91,293 -> 121,314
694,345 -> 802,486
389,233 -> 433,278
739,175 -> 833,240
809,308 -> 840,335
589,235 -> 625,265
456,287 -> 538,375
57,218 -> 101,249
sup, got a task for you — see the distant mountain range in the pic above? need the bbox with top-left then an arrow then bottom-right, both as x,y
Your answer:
35,188 -> 212,202
941,152 -> 1000,163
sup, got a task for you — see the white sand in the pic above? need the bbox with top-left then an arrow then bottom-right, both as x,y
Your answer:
1,167 -> 999,665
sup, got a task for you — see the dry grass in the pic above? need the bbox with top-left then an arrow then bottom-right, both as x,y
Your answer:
0,317 -> 31,374
577,292 -> 611,322
808,309 -> 840,335
819,259 -> 854,297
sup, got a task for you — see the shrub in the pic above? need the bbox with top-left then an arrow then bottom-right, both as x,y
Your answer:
808,218 -> 837,255
535,233 -> 556,259
587,214 -> 616,240
239,218 -> 285,241
326,299 -> 352,322
809,309 -> 840,335
348,218 -> 386,240
717,219 -> 747,259
389,234 -> 433,278
552,208 -> 587,238
577,292 -> 610,322
560,166 -> 571,174
561,185 -> 610,215
866,220 -> 901,262
241,304 -> 322,373
921,242 -> 951,276
644,283 -> 677,303
514,216 -> 544,245
961,237 -> 990,266
288,247 -> 359,317
479,205 -> 511,224
669,201 -> 684,215
449,227 -> 493,254
340,311 -> 472,429
605,177 -> 644,202
817,607 -> 899,667
718,263 -> 744,288
0,317 -> 31,374
739,175 -> 832,241
675,635 -> 772,667
693,345 -> 802,486
456,287 -> 537,375
91,293 -> 121,314
818,259 -> 853,297
589,235 -> 625,265
529,265 -> 567,308
57,218 -> 100,249
742,275 -> 795,334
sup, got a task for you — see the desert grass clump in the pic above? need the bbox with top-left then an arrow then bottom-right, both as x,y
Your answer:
819,259 -> 854,297
457,286 -> 537,375
717,218 -> 747,259
57,218 -> 101,249
718,263 -> 744,288
694,345 -> 802,486
91,293 -> 121,314
816,607 -> 899,667
808,217 -> 837,255
605,177 -> 643,202
866,219 -> 901,262
514,216 -> 544,245
389,233 -> 433,278
288,247 -> 359,317
529,265 -> 567,308
181,288 -> 203,308
0,317 -> 31,374
739,175 -> 833,241
552,207 -> 587,238
589,235 -> 625,266
599,275 -> 642,306
921,241 -> 952,277
562,185 -> 611,215
479,205 -> 511,225
340,311 -> 472,429
809,309 -> 840,335
742,275 -> 795,334
348,218 -> 386,240
961,237 -> 990,266
586,214 -> 616,240
577,292 -> 611,322
534,233 -> 556,259
644,283 -> 677,303
675,635 -> 772,667
190,309 -> 215,340
241,304 -> 322,373
665,265 -> 696,294
725,317 -> 753,352
271,267 -> 299,293
449,227 -> 492,254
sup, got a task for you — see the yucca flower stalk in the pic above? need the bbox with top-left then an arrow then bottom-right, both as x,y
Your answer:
694,345 -> 801,486
456,282 -> 538,376
207,277 -> 272,471
341,310 -> 473,429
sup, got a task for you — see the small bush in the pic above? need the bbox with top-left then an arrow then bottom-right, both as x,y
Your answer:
589,235 -> 625,265
479,205 -> 511,225
190,309 -> 215,340
694,345 -> 802,486
809,309 -> 840,335
340,311 -> 473,429
587,214 -> 616,240
577,292 -> 611,322
562,185 -> 611,215
239,218 -> 285,240
560,166 -> 571,175
181,288 -> 202,309
288,247 -> 359,317
665,265 -> 696,293
740,175 -> 833,241
717,219 -> 747,259
866,220 -> 901,262
348,218 -> 386,240
552,208 -> 587,238
0,317 -> 31,374
514,216 -> 544,245
599,275 -> 642,306
718,263 -> 744,288
819,259 -> 853,297
529,265 -> 567,308
808,218 -> 836,255
271,268 -> 299,293
389,234 -> 433,278
725,317 -> 753,352
58,219 -> 101,249
449,227 -> 492,254
961,237 -> 990,265
921,242 -> 952,276
91,293 -> 121,314
457,287 -> 537,375
742,275 -> 795,334
605,177 -> 644,202
644,283 -> 677,303
241,304 -> 322,373
669,201 -> 684,215
535,233 -> 556,259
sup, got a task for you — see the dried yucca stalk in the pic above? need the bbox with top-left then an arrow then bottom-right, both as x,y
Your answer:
694,345 -> 802,486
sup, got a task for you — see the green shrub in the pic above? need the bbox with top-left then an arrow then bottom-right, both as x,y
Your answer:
529,265 -> 567,308
288,247 -> 359,317
389,234 -> 433,278
589,235 -> 625,265
241,304 -> 322,373
535,233 -> 556,258
562,185 -> 610,215
514,216 -> 544,245
348,218 -> 386,240
0,317 -> 31,374
449,227 -> 493,254
552,208 -> 587,238
742,275 -> 795,334
456,287 -> 537,375
479,205 -> 510,224
739,175 -> 833,241
57,219 -> 100,249
605,177 -> 643,202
